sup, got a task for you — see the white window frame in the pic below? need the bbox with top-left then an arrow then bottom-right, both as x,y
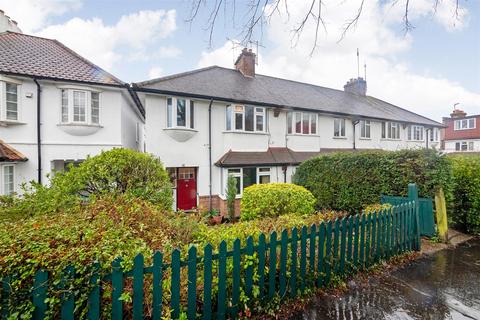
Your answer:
430,128 -> 440,142
257,167 -> 271,184
1,164 -> 15,196
0,78 -> 22,122
59,88 -> 101,125
226,166 -> 271,196
455,141 -> 475,152
360,120 -> 371,139
454,118 -> 476,131
382,121 -> 401,140
333,118 -> 346,137
287,111 -> 317,135
408,125 -> 424,141
166,97 -> 195,129
226,105 -> 266,133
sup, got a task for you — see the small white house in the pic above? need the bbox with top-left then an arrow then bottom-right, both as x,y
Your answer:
0,30 -> 145,195
134,48 -> 443,215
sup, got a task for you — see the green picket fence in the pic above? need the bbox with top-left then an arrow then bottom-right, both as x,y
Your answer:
0,199 -> 421,319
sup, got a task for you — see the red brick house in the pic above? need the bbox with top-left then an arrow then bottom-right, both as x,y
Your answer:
442,109 -> 480,152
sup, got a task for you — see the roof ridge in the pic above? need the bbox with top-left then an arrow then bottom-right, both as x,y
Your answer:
135,65 -> 221,86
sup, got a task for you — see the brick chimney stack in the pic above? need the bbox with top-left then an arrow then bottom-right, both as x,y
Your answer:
235,48 -> 256,77
450,109 -> 467,118
344,77 -> 367,96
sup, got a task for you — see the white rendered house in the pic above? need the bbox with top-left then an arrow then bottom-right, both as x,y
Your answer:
134,48 -> 443,214
0,30 -> 145,195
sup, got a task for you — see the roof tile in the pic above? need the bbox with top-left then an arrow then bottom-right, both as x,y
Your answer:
0,140 -> 27,162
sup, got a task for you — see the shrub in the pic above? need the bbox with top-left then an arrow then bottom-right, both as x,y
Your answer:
226,174 -> 237,220
449,154 -> 480,234
0,148 -> 172,218
240,183 -> 316,221
294,149 -> 452,213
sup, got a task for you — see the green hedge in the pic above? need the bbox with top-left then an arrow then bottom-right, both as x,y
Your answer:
293,149 -> 452,212
449,154 -> 480,234
240,183 -> 316,221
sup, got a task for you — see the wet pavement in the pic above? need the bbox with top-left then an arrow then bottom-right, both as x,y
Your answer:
293,238 -> 480,320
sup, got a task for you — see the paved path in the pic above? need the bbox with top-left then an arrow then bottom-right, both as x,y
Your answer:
293,239 -> 480,320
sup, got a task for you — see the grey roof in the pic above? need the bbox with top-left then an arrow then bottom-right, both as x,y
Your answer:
0,32 -> 124,86
136,66 -> 442,127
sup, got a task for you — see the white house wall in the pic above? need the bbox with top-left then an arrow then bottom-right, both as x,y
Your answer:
0,76 -> 144,193
144,95 -> 435,201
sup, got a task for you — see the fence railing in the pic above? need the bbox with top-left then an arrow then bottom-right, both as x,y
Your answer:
0,201 -> 420,319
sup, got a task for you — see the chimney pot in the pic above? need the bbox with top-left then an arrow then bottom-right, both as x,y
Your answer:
235,47 -> 256,77
344,77 -> 367,96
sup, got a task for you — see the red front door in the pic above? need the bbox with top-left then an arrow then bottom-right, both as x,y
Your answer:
177,167 -> 197,211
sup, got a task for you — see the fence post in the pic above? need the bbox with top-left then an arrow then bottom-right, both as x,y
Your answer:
408,183 -> 421,251
33,269 -> 48,320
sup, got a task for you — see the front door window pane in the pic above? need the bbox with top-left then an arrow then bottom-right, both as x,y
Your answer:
176,99 -> 186,127
6,83 -> 18,120
73,91 -> 86,122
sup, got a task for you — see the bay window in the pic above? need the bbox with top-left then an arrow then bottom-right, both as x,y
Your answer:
2,165 -> 14,196
226,167 -> 271,195
408,125 -> 424,141
166,97 -> 195,129
360,120 -> 371,138
60,89 -> 101,125
226,105 -> 265,132
381,122 -> 401,140
334,118 -> 346,137
287,111 -> 317,135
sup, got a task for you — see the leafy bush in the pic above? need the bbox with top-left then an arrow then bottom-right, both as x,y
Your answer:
0,148 -> 172,219
293,149 -> 452,213
449,154 -> 480,234
240,183 -> 316,221
226,174 -> 237,220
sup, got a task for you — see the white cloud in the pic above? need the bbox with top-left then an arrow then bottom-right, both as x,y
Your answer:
0,0 -> 81,33
35,9 -> 177,71
148,66 -> 163,79
198,0 -> 479,121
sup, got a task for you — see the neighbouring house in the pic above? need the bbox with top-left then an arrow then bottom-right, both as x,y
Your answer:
442,108 -> 480,153
0,15 -> 145,195
133,48 -> 444,214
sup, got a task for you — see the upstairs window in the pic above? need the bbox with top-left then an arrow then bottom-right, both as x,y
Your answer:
408,125 -> 424,141
287,111 -> 317,135
334,118 -> 346,137
226,105 -> 265,132
60,89 -> 100,125
382,122 -> 401,140
5,83 -> 18,121
454,118 -> 476,130
360,120 -> 371,138
167,97 -> 195,129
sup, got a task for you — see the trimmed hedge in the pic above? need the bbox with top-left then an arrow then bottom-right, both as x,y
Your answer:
449,154 -> 480,234
240,183 -> 316,221
293,149 -> 452,212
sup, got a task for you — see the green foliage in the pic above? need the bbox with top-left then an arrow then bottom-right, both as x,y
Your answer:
363,203 -> 392,215
294,149 -> 453,212
240,183 -> 316,221
0,148 -> 172,219
449,154 -> 480,234
226,174 -> 237,220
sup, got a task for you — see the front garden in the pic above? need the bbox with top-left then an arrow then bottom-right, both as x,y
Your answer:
0,148 -> 478,319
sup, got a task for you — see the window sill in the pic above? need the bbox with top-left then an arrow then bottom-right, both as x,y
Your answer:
333,136 -> 347,139
57,123 -> 103,136
359,137 -> 371,140
223,131 -> 268,135
163,127 -> 198,142
0,120 -> 26,126
287,133 -> 320,137
380,138 -> 401,141
406,140 -> 425,142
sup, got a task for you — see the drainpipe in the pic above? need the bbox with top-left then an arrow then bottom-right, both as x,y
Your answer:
33,78 -> 42,185
352,120 -> 360,150
208,99 -> 213,212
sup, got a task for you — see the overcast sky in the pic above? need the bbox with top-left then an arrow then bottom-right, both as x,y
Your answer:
0,0 -> 479,122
